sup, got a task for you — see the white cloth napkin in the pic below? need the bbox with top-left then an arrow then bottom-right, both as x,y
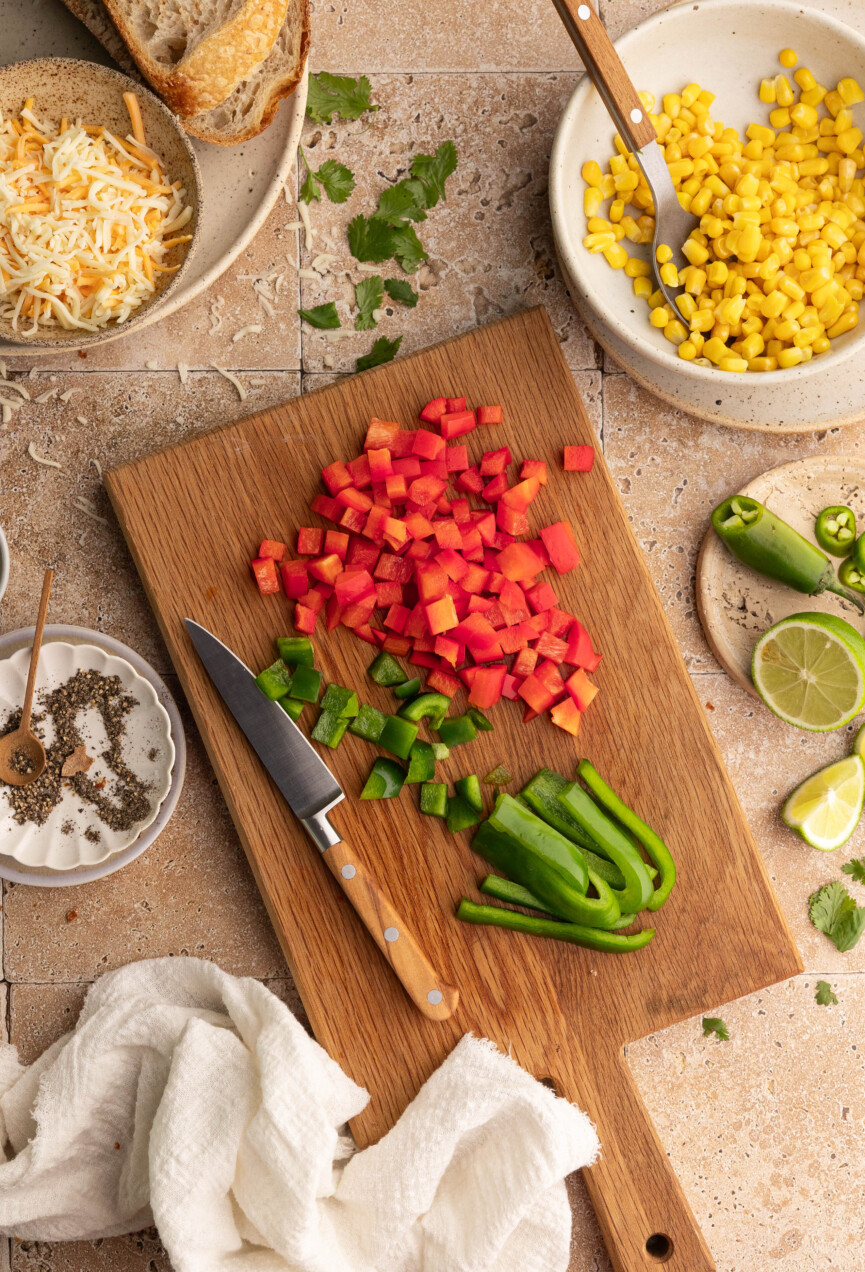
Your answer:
0,957 -> 598,1271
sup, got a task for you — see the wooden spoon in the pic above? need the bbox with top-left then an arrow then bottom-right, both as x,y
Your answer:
0,568 -> 53,786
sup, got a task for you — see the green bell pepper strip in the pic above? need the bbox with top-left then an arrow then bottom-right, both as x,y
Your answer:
815,505 -> 856,557
276,636 -> 315,667
432,742 -> 450,761
468,708 -> 494,732
438,715 -> 477,748
479,873 -> 636,928
455,774 -> 483,812
320,684 -> 359,717
839,555 -> 865,594
487,795 -> 589,897
711,494 -> 864,614
420,781 -> 448,817
367,651 -> 408,687
406,740 -> 436,784
393,677 -> 421,700
279,697 -> 305,723
379,715 -> 419,760
557,782 -> 654,913
483,765 -> 512,786
288,664 -> 322,703
255,660 -> 294,701
577,760 -> 676,911
311,709 -> 349,749
456,899 -> 654,953
398,692 -> 450,729
361,758 -> 405,799
349,703 -> 387,742
447,794 -> 482,834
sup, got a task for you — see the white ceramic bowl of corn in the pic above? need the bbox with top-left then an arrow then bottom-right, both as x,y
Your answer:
550,0 -> 865,399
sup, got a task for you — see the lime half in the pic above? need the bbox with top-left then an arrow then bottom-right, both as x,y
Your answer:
782,754 -> 865,850
752,612 -> 865,732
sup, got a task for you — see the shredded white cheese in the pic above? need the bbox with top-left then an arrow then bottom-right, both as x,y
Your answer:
298,201 -> 313,251
1,402 -> 12,424
59,388 -> 79,402
284,220 -> 303,230
4,382 -> 30,400
76,414 -> 88,425
209,296 -> 225,334
72,496 -> 109,525
231,324 -> 263,343
356,264 -> 383,274
88,457 -> 102,479
33,388 -> 57,403
177,361 -> 189,384
211,364 -> 246,400
257,294 -> 275,317
323,353 -> 334,369
298,269 -> 319,281
145,359 -> 158,369
0,360 -> 6,379
28,441 -> 61,468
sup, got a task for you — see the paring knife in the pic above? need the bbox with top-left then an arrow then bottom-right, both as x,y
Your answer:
185,619 -> 459,1021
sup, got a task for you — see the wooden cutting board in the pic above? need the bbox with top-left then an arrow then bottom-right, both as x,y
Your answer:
107,307 -> 801,1272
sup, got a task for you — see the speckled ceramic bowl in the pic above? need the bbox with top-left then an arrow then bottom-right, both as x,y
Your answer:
0,57 -> 202,349
550,0 -> 865,423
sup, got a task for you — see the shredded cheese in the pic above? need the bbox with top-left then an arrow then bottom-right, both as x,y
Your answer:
88,457 -> 102,479
28,441 -> 60,467
33,387 -> 57,403
72,496 -> 109,525
4,382 -> 29,400
177,361 -> 189,384
0,95 -> 193,335
211,364 -> 246,400
298,269 -> 319,281
298,200 -> 313,251
231,324 -> 263,343
59,388 -> 79,402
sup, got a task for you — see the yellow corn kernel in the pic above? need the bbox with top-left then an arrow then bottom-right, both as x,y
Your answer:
609,198 -> 625,223
587,217 -> 613,234
812,334 -> 831,354
759,78 -> 777,104
682,235 -> 710,265
779,48 -> 797,69
827,309 -> 859,337
773,318 -> 801,341
663,93 -> 681,119
778,274 -> 805,301
581,160 -> 604,188
609,153 -> 627,176
656,243 -> 673,264
769,108 -> 792,130
583,232 -> 615,252
632,276 -> 653,299
705,260 -> 728,287
702,336 -> 728,363
838,77 -> 865,106
620,215 -> 641,243
602,243 -> 628,269
676,292 -> 698,319
638,90 -> 656,112
682,266 -> 707,295
649,304 -> 671,327
736,224 -> 763,261
659,261 -> 680,287
690,308 -> 716,333
735,173 -> 760,199
749,356 -> 779,370
663,319 -> 688,345
738,332 -> 765,360
775,76 -> 795,107
648,288 -> 665,309
744,139 -> 764,160
819,294 -> 845,326
761,289 -> 788,317
793,325 -> 821,347
583,187 -> 604,217
801,85 -> 827,108
778,345 -> 805,367
612,223 -> 626,241
791,102 -> 819,130
677,340 -> 698,360
835,108 -> 855,134
848,278 -> 864,300
825,89 -> 844,117
719,356 -> 748,372
613,170 -> 639,192
794,67 -> 816,92
624,256 -> 651,278
837,127 -> 864,155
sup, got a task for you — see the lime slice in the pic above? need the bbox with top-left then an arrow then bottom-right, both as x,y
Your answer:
752,612 -> 865,732
853,723 -> 865,757
782,754 -> 865,850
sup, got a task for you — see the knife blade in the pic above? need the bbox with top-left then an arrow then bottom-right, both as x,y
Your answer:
184,619 -> 458,1020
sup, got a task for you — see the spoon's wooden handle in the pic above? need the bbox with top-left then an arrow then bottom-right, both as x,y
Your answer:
20,569 -> 53,729
551,0 -> 656,152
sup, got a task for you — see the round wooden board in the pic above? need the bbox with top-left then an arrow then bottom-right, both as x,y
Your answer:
697,455 -> 865,696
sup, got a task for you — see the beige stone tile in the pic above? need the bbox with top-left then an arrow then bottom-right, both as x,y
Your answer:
297,74 -> 599,373
9,982 -> 88,1066
11,1231 -> 168,1272
600,0 -> 864,40
0,371 -> 300,671
3,675 -> 286,983
628,974 -> 865,1270
603,373 -> 865,670
566,1172 -> 612,1272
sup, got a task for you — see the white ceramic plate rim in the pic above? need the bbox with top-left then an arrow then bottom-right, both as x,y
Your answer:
549,0 -> 865,387
0,626 -> 185,885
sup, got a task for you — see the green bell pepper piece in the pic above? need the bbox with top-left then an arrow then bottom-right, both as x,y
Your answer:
311,709 -> 349,749
288,664 -> 322,703
479,873 -> 635,929
558,781 -> 654,913
456,899 -> 654,953
398,692 -> 450,729
420,781 -> 448,817
468,708 -> 494,732
455,774 -> 483,813
815,505 -> 856,557
438,715 -> 477,748
447,794 -> 481,834
276,636 -> 315,667
483,765 -> 512,786
255,660 -> 294,701
406,740 -> 436,784
349,703 -> 387,742
361,757 -> 405,799
432,742 -> 450,761
379,715 -> 419,760
368,651 -> 408,687
577,760 -> 676,911
320,684 -> 359,717
393,677 -> 421,700
279,697 -> 305,723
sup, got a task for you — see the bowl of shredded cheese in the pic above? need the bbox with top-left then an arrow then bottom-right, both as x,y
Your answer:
0,57 -> 201,348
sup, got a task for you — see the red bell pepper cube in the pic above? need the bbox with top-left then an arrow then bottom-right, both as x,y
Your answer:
446,445 -> 469,472
324,530 -> 349,561
497,542 -> 545,581
482,473 -> 510,502
310,494 -> 343,523
540,521 -> 581,574
475,512 -> 497,546
467,594 -> 494,615
509,620 -> 539,647
450,497 -> 470,524
512,647 -> 538,678
408,475 -> 448,504
250,557 -> 279,594
367,448 -> 394,483
419,397 -> 448,425
528,611 -> 550,634
420,460 -> 449,481
391,430 -> 415,459
565,668 -> 599,712
436,548 -> 469,581
455,466 -> 484,495
347,453 -> 372,488
502,673 -> 521,700
337,486 -> 373,513
308,554 -> 343,586
492,531 -> 515,551
326,595 -> 344,632
525,581 -> 558,614
371,629 -> 387,645
433,520 -> 463,551
564,445 -> 595,472
364,418 -> 401,451
408,539 -> 432,561
373,555 -> 413,587
346,538 -> 379,570
383,517 -> 408,550
404,512 -> 435,540
496,503 -> 529,536
413,428 -> 446,461
294,603 -> 317,634
460,530 -> 484,561
460,563 -> 491,594
297,527 -> 323,556
411,651 -> 438,668
468,665 -> 506,709
370,482 -> 390,507
446,396 -> 466,413
480,447 -> 512,476
382,634 -> 412,656
501,477 -> 540,512
436,496 -> 453,518
375,580 -> 403,607
385,474 -> 408,503
414,632 -> 436,653
338,506 -> 367,535
453,614 -> 502,661
565,620 -> 602,673
434,635 -> 461,665
416,560 -> 449,603
258,539 -> 286,561
476,404 -> 502,426
440,409 -> 476,440
333,568 -> 373,605
279,560 -> 308,599
546,608 -> 575,637
404,602 -> 430,638
352,624 -> 379,646
427,668 -> 461,697
341,599 -> 376,628
363,505 -> 390,543
535,659 -> 565,701
497,626 -> 527,654
551,697 -> 582,736
382,605 -> 408,634
426,596 -> 459,635
321,461 -> 353,496
394,456 -> 422,479
517,674 -> 555,714
520,459 -> 547,485
535,631 -> 569,663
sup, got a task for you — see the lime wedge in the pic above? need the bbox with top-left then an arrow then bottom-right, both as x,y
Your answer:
752,612 -> 865,732
854,723 -> 865,757
782,754 -> 865,850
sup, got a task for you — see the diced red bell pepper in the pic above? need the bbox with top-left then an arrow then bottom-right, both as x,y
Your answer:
565,621 -> 602,673
403,512 -> 435,540
333,569 -> 375,606
508,620 -> 538,647
348,453 -> 372,488
512,646 -> 538,678
385,474 -> 408,503
440,409 -> 477,440
324,530 -> 349,561
453,614 -> 502,661
353,623 -> 379,646
460,563 -> 491,594
420,460 -> 449,481
364,418 -> 401,451
433,520 -> 462,551
337,486 -> 373,513
297,527 -> 323,556
535,659 -> 565,701
477,404 -> 502,426
446,445 -> 469,473
475,512 -> 497,545
391,430 -> 415,459
492,531 -> 515,551
321,461 -> 353,496
546,608 -> 574,638
258,539 -> 286,561
280,560 -> 309,599
480,447 -> 512,476
294,603 -> 317,634
250,556 -> 280,594
308,554 -> 343,586
436,547 -> 469,581
497,541 -> 545,581
551,697 -> 582,736
413,428 -> 446,461
385,604 -> 411,633
371,484 -> 391,509
455,466 -> 484,495
326,595 -> 344,632
341,600 -> 376,628
482,473 -> 510,502
420,397 -> 448,425
383,517 -> 409,550
501,477 -> 540,512
564,445 -> 595,472
468,665 -> 506,709
497,626 -> 529,654
338,507 -> 366,535
411,650 -> 438,668
409,475 -> 448,504
486,571 -> 505,594
451,496 -> 470,524
468,594 -> 494,615
521,459 -> 547,485
404,602 -> 430,638
525,581 -> 558,614
394,456 -> 422,479
517,673 -> 555,714
427,668 -> 461,697
382,634 -> 412,656
434,635 -> 461,665
502,673 -> 521,701
346,538 -> 379,570
310,494 -> 343,523
528,611 -> 550,634
540,521 -> 580,574
436,496 -> 453,517
375,580 -> 403,607
299,587 -> 327,614
363,505 -> 390,543
426,596 -> 459,634
416,560 -> 449,603
446,396 -> 466,413
408,539 -> 432,561
496,503 -> 529,536
535,631 -> 569,663
368,448 -> 394,482
565,668 -> 599,712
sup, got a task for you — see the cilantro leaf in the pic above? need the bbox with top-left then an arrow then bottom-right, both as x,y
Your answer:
410,141 -> 458,208
298,302 -> 341,330
830,904 -> 865,951
809,881 -> 865,952
316,160 -> 355,204
389,223 -> 428,273
384,278 -> 418,307
357,335 -> 402,372
348,214 -> 400,264
306,72 -> 378,125
815,980 -> 838,1006
842,856 -> 865,885
702,1017 -> 729,1040
376,179 -> 428,225
300,168 -> 320,203
354,275 -> 384,331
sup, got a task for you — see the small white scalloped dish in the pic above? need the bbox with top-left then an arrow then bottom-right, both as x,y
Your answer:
0,642 -> 174,869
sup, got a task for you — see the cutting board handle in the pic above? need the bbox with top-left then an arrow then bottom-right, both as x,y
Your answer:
551,1043 -> 716,1272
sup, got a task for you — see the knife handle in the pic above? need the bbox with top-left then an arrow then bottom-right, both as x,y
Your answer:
323,840 -> 459,1021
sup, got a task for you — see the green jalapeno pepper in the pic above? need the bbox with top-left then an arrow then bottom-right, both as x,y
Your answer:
456,899 -> 654,953
815,505 -> 856,557
712,495 -> 864,614
838,556 -> 865,594
854,531 -> 865,573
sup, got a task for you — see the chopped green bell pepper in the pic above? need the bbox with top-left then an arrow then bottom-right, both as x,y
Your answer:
432,742 -> 450,761
276,636 -> 315,667
398,692 -> 450,729
420,781 -> 448,817
349,703 -> 387,742
468,708 -> 494,732
447,794 -> 481,834
361,757 -> 405,799
256,659 -> 294,700
379,715 -> 419,760
479,874 -> 636,928
455,774 -> 483,813
456,898 -> 654,952
311,709 -> 349,749
320,684 -> 359,717
393,677 -> 421,700
279,697 -> 305,723
288,664 -> 322,703
438,714 -> 477,748
483,765 -> 512,786
406,740 -> 436,784
558,780 -> 654,913
368,651 -> 408,687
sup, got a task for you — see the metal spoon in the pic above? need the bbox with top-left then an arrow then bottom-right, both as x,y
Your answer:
552,0 -> 694,308
0,568 -> 53,787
